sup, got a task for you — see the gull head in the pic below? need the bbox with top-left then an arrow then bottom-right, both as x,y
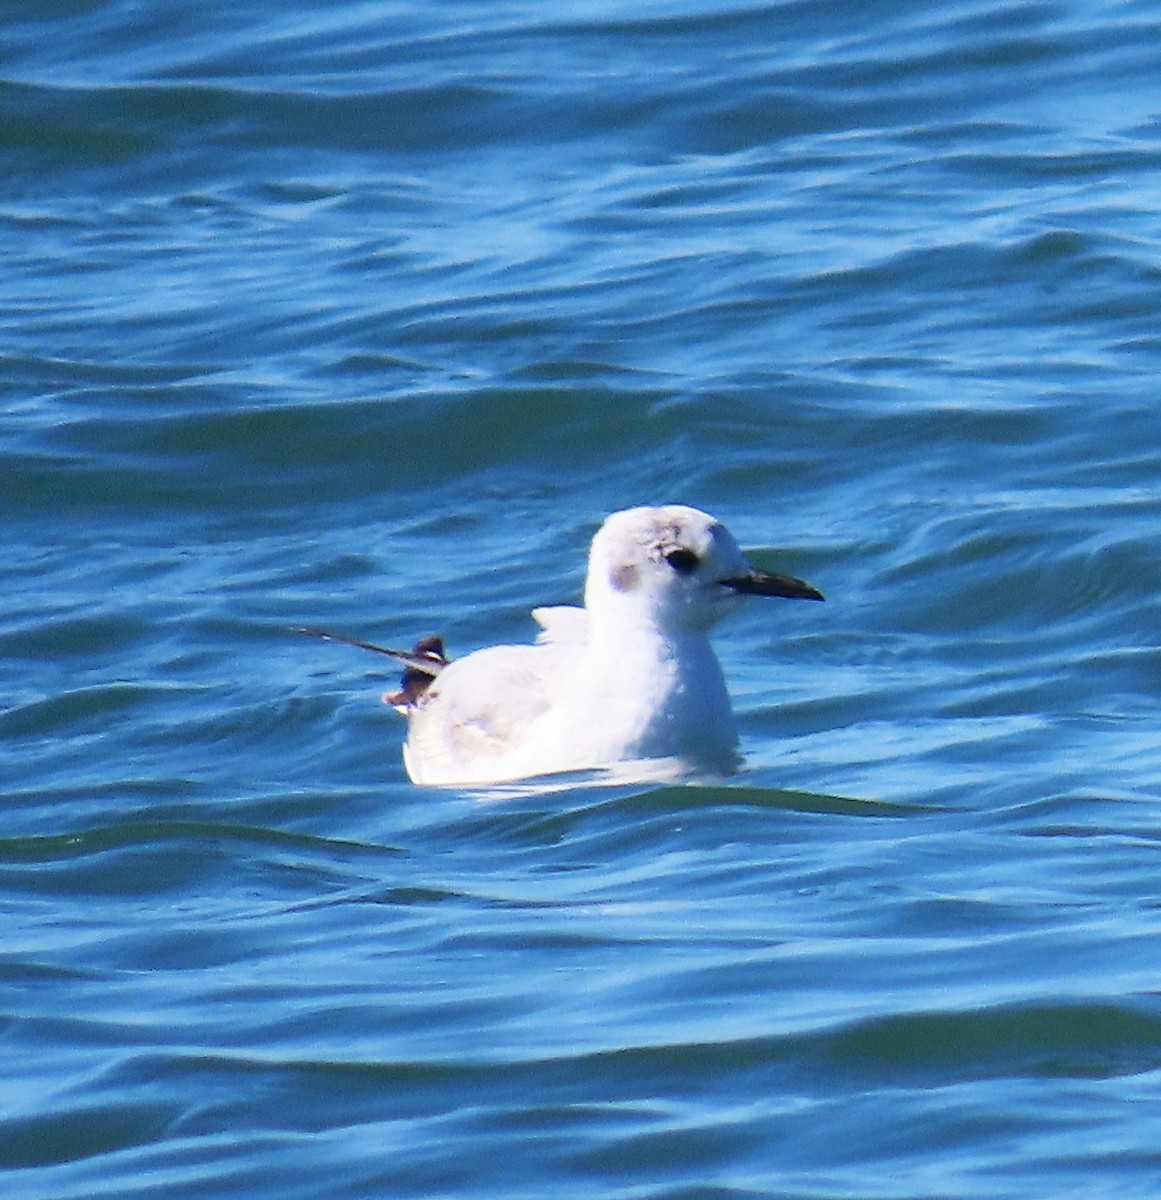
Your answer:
584,505 -> 822,635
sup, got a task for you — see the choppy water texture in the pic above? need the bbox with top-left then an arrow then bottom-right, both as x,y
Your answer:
4,1 -> 1161,1196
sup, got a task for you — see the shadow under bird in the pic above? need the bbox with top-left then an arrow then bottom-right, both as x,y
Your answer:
301,504 -> 823,787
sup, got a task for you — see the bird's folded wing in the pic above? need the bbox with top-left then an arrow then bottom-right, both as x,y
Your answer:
531,605 -> 588,646
404,644 -> 570,785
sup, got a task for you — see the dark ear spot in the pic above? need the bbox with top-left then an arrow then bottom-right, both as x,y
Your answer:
610,562 -> 639,592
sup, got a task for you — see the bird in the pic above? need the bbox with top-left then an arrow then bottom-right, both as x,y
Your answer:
303,505 -> 823,787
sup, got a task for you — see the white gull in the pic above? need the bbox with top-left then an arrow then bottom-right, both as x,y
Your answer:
304,505 -> 823,787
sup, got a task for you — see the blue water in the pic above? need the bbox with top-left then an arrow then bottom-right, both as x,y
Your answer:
5,1 -> 1161,1195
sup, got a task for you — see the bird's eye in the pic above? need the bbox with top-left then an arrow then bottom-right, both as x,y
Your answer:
664,548 -> 699,574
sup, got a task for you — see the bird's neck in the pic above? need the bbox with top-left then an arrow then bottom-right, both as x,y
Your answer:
587,609 -> 713,672
582,616 -> 735,761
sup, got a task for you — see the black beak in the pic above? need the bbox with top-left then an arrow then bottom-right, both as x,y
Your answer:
719,571 -> 824,601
